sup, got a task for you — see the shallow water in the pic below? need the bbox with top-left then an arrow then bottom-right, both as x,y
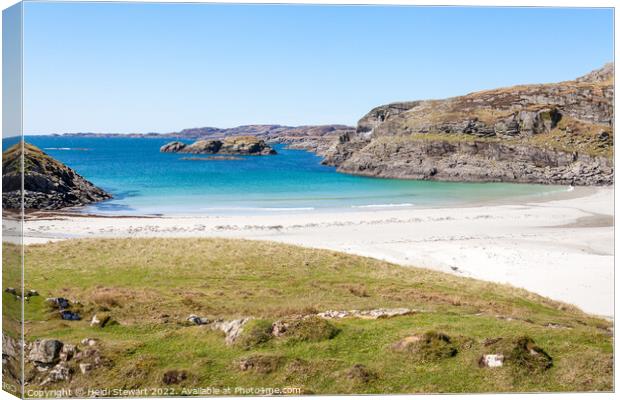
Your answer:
5,136 -> 567,215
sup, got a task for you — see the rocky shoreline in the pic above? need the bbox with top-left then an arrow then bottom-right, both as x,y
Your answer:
322,134 -> 613,186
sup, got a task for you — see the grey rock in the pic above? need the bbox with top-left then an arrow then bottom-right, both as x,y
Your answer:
40,362 -> 72,385
211,318 -> 251,345
2,333 -> 20,359
160,141 -> 187,152
180,139 -> 223,154
478,354 -> 505,368
317,308 -> 414,320
59,344 -> 76,362
576,62 -> 613,83
29,339 -> 64,365
80,338 -> 98,347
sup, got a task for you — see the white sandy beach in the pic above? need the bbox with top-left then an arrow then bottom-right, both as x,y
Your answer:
15,186 -> 614,318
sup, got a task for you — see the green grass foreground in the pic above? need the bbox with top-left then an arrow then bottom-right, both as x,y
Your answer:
3,238 -> 613,394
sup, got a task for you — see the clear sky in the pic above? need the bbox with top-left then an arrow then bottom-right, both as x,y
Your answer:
19,3 -> 614,134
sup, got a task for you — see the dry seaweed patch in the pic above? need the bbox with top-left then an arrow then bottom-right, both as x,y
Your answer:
4,238 -> 613,394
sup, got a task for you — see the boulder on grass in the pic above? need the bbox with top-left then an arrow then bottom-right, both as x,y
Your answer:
28,340 -> 64,365
479,354 -> 505,368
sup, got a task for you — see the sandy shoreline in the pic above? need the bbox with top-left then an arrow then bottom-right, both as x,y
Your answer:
13,186 -> 614,317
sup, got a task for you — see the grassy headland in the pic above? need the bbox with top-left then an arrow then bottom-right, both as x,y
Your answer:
4,238 -> 613,394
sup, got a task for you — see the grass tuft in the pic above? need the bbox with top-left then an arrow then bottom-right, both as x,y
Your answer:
509,336 -> 553,373
235,319 -> 274,350
279,316 -> 340,343
410,331 -> 458,361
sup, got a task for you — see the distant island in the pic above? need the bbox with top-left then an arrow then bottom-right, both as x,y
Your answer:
160,136 -> 276,156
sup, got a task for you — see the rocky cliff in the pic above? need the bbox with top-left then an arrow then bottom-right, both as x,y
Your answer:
323,64 -> 614,185
2,142 -> 112,209
161,136 -> 276,155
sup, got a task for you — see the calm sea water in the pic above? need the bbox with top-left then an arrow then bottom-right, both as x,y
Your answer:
4,136 -> 567,215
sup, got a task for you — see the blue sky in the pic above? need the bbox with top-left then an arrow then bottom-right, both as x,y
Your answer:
18,3 -> 614,134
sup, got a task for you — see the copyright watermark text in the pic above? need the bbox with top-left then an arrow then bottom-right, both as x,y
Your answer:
25,386 -> 303,398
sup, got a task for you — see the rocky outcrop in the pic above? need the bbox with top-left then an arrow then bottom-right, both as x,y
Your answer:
160,136 -> 276,156
20,337 -> 107,386
2,142 -> 112,209
576,62 -> 613,83
211,318 -> 252,345
316,308 -> 414,319
187,308 -> 414,346
159,141 -> 187,152
29,339 -> 64,366
178,140 -> 223,154
336,136 -> 613,185
323,64 -> 614,185
321,131 -> 375,166
2,333 -> 21,385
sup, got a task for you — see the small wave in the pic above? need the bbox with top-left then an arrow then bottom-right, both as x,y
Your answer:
352,203 -> 414,209
567,185 -> 575,192
44,147 -> 91,151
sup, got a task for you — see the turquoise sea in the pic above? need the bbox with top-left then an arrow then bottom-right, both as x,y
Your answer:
4,136 -> 567,215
